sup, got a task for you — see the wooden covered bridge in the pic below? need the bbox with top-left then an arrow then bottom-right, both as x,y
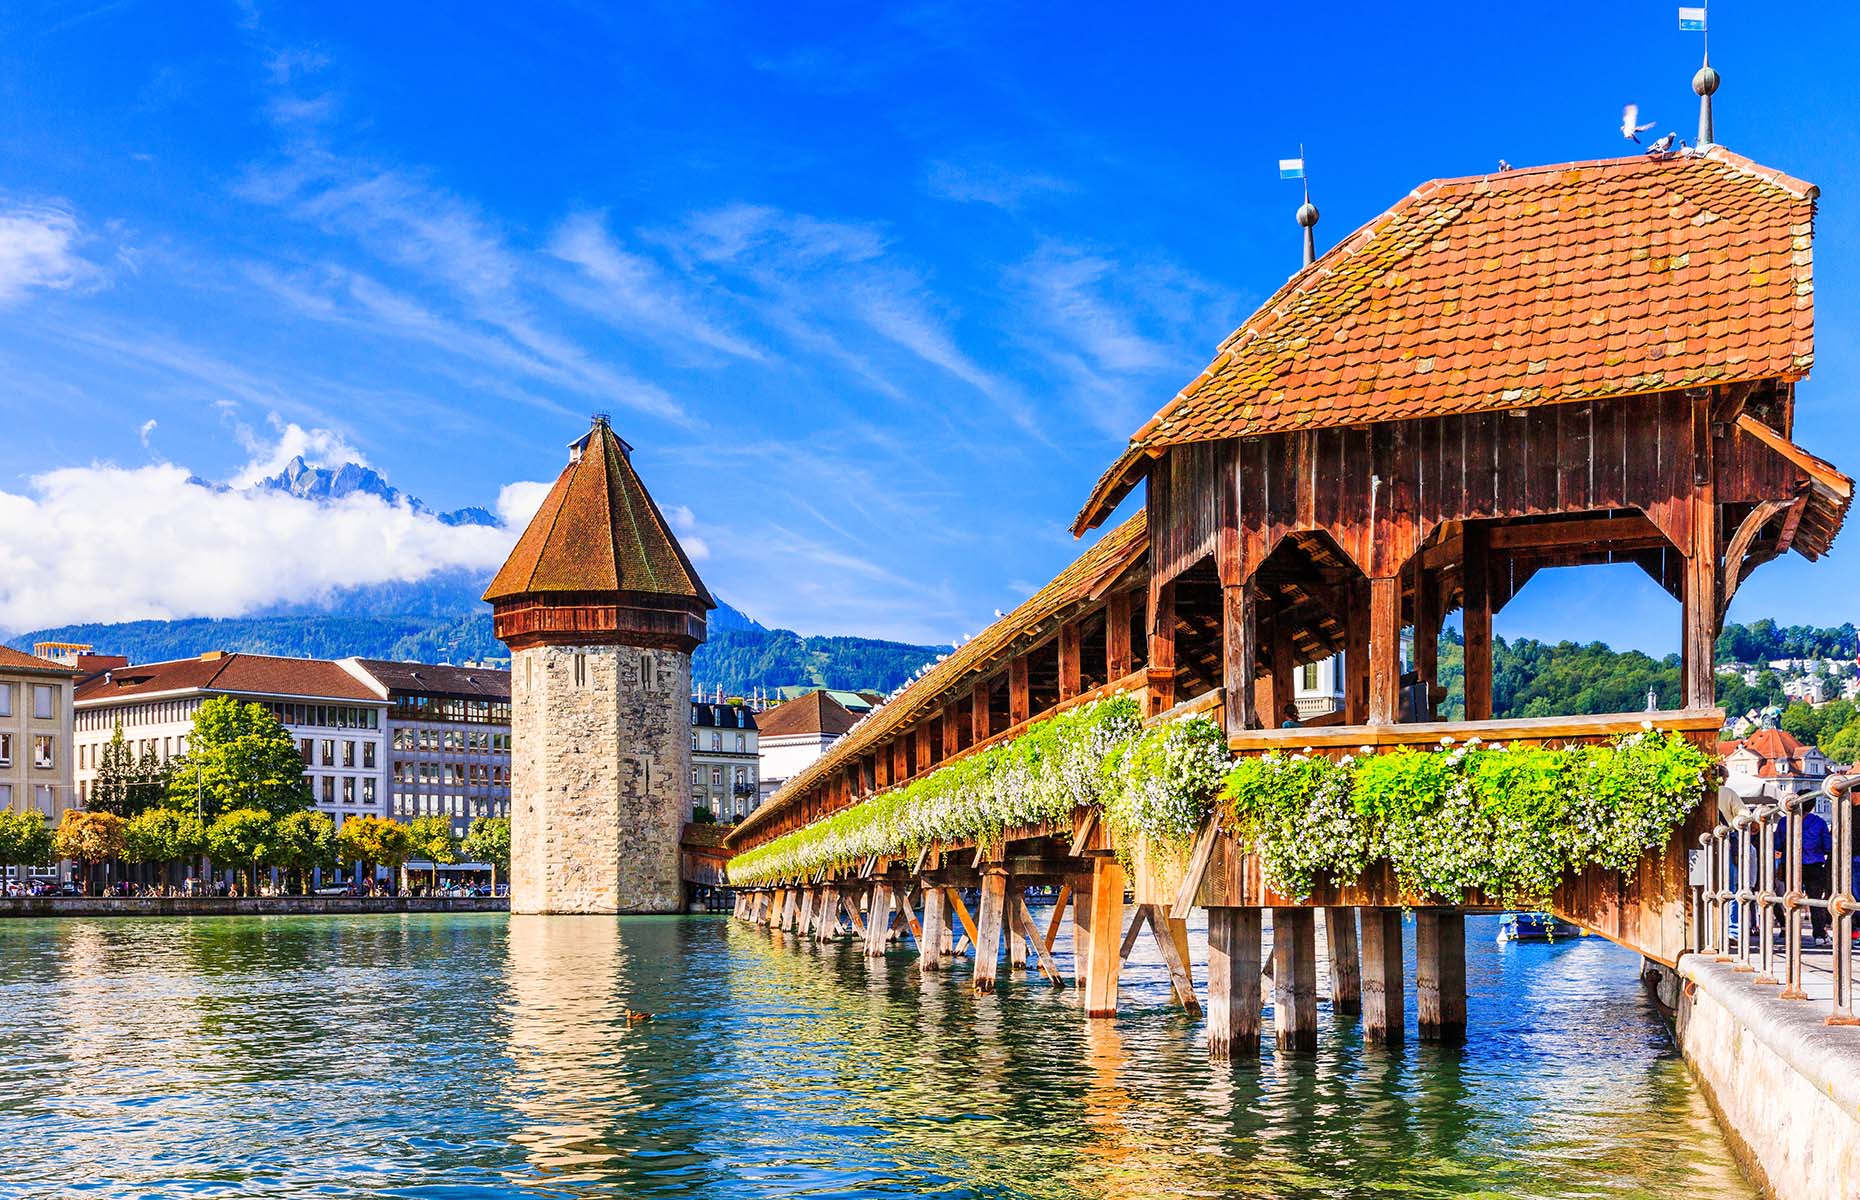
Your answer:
721,147 -> 1851,1057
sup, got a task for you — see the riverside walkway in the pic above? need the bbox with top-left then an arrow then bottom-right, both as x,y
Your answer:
721,147 -> 1856,1200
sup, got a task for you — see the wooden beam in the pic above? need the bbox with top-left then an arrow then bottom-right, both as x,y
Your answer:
864,883 -> 893,958
1148,580 -> 1177,718
1463,524 -> 1493,721
1207,907 -> 1262,1059
943,702 -> 963,758
1360,908 -> 1403,1044
947,886 -> 979,947
1413,563 -> 1441,719
1069,872 -> 1094,990
1170,818 -> 1221,922
1719,498 -> 1790,621
1058,620 -> 1083,701
1044,884 -> 1072,954
1367,575 -> 1401,726
920,885 -> 948,969
1324,906 -> 1362,1017
1416,910 -> 1467,1046
1222,581 -> 1259,736
1106,591 -> 1135,678
1015,895 -> 1066,986
1008,655 -> 1032,727
973,870 -> 1008,994
1683,449 -> 1719,710
1270,621 -> 1296,731
1084,857 -> 1126,1017
1272,908 -> 1319,1052
1344,579 -> 1369,725
971,679 -> 992,743
1146,905 -> 1202,1017
1487,514 -> 1665,552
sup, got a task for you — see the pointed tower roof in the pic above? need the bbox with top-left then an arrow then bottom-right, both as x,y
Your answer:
486,417 -> 715,607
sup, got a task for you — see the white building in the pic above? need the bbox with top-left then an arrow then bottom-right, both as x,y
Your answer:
0,645 -> 79,838
73,652 -> 389,831
692,700 -> 759,822
340,659 -> 512,841
1293,654 -> 1346,721
754,690 -> 860,806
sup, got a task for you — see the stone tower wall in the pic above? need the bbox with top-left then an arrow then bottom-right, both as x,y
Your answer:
510,641 -> 692,914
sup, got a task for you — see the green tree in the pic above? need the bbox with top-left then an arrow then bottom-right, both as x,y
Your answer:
1781,701 -> 1822,743
123,808 -> 206,893
129,745 -> 172,815
406,814 -> 459,892
53,810 -> 128,896
88,723 -> 139,816
165,697 -> 314,819
336,815 -> 412,892
0,810 -> 54,889
205,808 -> 275,894
272,810 -> 337,894
462,816 -> 511,893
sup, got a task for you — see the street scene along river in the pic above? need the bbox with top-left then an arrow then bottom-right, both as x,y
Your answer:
0,912 -> 1750,1199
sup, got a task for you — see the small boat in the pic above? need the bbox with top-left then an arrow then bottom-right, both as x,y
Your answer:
1496,912 -> 1582,944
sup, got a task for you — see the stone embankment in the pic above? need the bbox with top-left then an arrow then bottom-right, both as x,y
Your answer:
0,896 -> 508,918
1676,955 -> 1860,1200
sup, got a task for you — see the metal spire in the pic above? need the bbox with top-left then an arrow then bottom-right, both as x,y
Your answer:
1293,146 -> 1319,268
1687,4 -> 1719,146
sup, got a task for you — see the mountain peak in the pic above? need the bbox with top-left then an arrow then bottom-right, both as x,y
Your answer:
253,459 -> 495,527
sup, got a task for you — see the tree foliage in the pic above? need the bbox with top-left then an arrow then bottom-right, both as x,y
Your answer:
0,810 -> 54,872
123,808 -> 205,866
462,817 -> 510,870
337,815 -> 412,882
1717,619 -> 1858,664
206,808 -> 276,891
165,697 -> 314,819
272,810 -> 337,891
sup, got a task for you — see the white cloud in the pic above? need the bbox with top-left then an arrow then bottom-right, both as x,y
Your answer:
0,205 -> 97,304
664,503 -> 710,562
0,428 -> 519,633
229,418 -> 369,487
138,419 -> 158,447
495,479 -> 554,529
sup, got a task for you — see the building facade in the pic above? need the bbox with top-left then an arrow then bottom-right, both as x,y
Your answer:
486,416 -> 715,914
0,646 -> 79,833
1719,728 -> 1835,800
73,652 -> 389,831
342,659 -> 512,839
755,689 -> 859,807
691,700 -> 758,821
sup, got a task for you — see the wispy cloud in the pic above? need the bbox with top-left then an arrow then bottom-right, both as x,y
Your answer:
0,204 -> 101,304
925,160 -> 1073,211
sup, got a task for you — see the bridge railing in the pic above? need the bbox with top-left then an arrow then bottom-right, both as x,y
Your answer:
1697,773 -> 1857,1025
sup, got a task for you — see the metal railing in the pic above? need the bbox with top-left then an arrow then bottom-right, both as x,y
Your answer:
1695,773 -> 1857,1025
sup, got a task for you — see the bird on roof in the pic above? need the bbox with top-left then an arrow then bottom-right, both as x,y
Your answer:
1620,104 -> 1656,143
1497,159 -> 1512,172
993,609 -> 1005,618
1646,132 -> 1680,156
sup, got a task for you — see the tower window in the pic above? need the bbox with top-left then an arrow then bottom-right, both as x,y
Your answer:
574,653 -> 588,688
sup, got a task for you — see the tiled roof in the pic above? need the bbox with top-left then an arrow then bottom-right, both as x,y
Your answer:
1721,728 -> 1828,777
76,653 -> 382,704
1076,148 -> 1819,533
349,659 -> 510,701
485,418 -> 714,606
0,645 -> 80,677
756,690 -> 859,738
693,701 -> 758,730
725,511 -> 1148,849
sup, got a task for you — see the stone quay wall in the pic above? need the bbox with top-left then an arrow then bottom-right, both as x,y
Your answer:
1676,955 -> 1860,1200
510,642 -> 690,915
0,896 -> 508,918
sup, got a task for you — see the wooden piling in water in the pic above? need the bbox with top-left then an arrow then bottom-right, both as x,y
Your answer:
974,871 -> 1008,994
1083,857 -> 1126,1017
865,883 -> 894,957
1416,909 -> 1467,1046
1272,908 -> 1318,1052
1207,906 -> 1262,1059
1325,906 -> 1362,1016
920,886 -> 947,971
1360,907 -> 1405,1045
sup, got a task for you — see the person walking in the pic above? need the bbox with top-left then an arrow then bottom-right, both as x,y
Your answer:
1801,804 -> 1834,945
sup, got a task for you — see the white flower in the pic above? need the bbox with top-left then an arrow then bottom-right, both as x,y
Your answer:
1358,745 -> 1374,755
1440,734 -> 1456,746
1640,719 -> 1654,731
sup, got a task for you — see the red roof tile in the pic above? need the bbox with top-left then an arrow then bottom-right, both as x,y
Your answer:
0,646 -> 79,677
1075,148 -> 1819,533
75,653 -> 381,704
485,418 -> 712,606
756,690 -> 860,738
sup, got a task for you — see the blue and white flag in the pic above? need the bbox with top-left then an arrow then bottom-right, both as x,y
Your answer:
1279,157 -> 1304,180
1679,6 -> 1707,31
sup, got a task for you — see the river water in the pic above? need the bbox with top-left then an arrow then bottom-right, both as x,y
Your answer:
0,912 -> 1753,1199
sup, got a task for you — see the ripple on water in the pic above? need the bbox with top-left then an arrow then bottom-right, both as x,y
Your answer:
0,912 -> 1754,1199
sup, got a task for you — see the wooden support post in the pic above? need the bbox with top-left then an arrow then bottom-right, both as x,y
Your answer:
864,884 -> 893,957
1270,625 -> 1296,732
947,887 -> 979,949
1207,907 -> 1263,1059
796,888 -> 815,938
1344,580 -> 1369,726
1008,656 -> 1031,728
1416,910 -> 1468,1046
921,885 -> 947,972
1146,906 -> 1202,1017
1413,564 -> 1441,719
974,870 -> 1008,994
1069,873 -> 1093,989
1014,895 -> 1066,986
1084,857 -> 1126,1017
1147,579 -> 1177,717
1058,620 -> 1083,701
1271,908 -> 1319,1053
1360,908 -> 1404,1045
1367,576 -> 1401,726
1007,883 -> 1029,970
1106,591 -> 1135,677
943,703 -> 962,758
1683,489 -> 1719,710
972,680 -> 992,743
1463,525 -> 1493,722
840,891 -> 867,938
1222,581 -> 1259,736
1324,906 -> 1362,1016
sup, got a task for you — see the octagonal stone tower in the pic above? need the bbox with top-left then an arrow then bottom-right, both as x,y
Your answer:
485,416 -> 713,914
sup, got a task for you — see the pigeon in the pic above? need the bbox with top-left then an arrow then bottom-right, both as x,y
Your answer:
1647,132 -> 1680,156
1497,159 -> 1512,172
1621,105 -> 1656,143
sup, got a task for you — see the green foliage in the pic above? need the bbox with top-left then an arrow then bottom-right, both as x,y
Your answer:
462,817 -> 511,870
728,695 -> 1160,885
1823,722 -> 1860,765
1717,671 -> 1786,719
1099,715 -> 1231,853
206,808 -> 276,885
123,808 -> 205,865
406,815 -> 459,866
694,629 -> 947,694
337,815 -> 412,874
0,810 -> 54,869
272,811 -> 337,880
1219,730 -> 1713,905
165,697 -> 314,819
1717,619 -> 1857,664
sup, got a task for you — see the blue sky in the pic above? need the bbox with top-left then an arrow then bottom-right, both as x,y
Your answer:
0,1 -> 1856,650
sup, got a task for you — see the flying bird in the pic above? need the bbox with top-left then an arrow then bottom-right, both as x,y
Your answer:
1621,104 -> 1656,143
1647,132 -> 1680,155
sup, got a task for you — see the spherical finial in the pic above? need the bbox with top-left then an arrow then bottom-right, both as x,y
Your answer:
1693,63 -> 1720,97
1296,201 -> 1320,228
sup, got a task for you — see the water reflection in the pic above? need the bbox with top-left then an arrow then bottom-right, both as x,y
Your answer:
0,914 -> 1759,1199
